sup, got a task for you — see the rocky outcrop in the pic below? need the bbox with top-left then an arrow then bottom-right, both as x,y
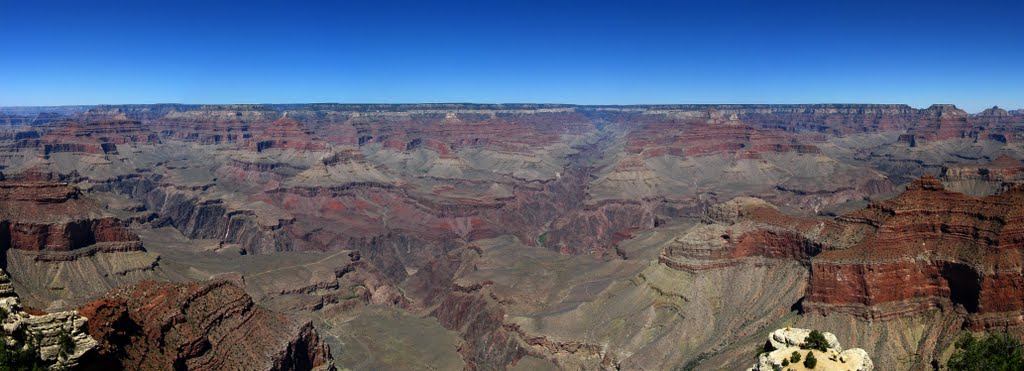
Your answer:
941,154 -> 1024,196
93,175 -> 289,254
898,104 -> 973,146
660,197 -> 861,271
402,246 -> 534,370
0,268 -> 97,369
750,327 -> 872,371
78,279 -> 335,370
804,176 -> 1024,327
0,181 -> 143,258
663,176 -> 1024,329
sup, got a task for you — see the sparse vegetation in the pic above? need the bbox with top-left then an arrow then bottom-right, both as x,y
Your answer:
947,332 -> 1024,371
802,330 -> 830,352
789,351 -> 801,363
755,341 -> 772,358
57,324 -> 75,359
803,351 -> 817,369
781,358 -> 789,366
0,330 -> 47,370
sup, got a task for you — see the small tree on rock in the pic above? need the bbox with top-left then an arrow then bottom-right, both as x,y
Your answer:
803,351 -> 817,369
802,330 -> 830,352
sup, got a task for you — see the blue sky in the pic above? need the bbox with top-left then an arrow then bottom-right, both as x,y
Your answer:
1,0 -> 1021,111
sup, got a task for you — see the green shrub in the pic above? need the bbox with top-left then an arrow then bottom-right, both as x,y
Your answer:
0,330 -> 47,370
790,351 -> 801,363
803,351 -> 817,369
802,330 -> 830,352
947,332 -> 1024,371
57,326 -> 75,359
781,359 -> 789,366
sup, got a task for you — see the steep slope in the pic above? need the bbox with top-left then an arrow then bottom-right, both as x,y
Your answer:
805,176 -> 1024,329
941,154 -> 1024,196
0,180 -> 162,307
79,279 -> 335,370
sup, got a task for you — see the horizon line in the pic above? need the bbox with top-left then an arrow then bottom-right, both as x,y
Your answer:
1,102 -> 1017,112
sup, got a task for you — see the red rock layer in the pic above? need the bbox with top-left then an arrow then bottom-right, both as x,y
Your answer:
806,176 -> 1024,328
37,117 -> 159,155
153,108 -> 264,144
620,111 -> 822,159
660,199 -> 858,272
0,181 -> 142,255
900,104 -> 1024,145
973,106 -> 1024,143
345,110 -> 594,155
896,104 -> 972,146
79,279 -> 335,371
160,119 -> 253,144
661,177 -> 1024,328
727,104 -> 918,134
249,116 -> 328,152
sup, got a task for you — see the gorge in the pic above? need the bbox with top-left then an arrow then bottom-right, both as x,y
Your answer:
1,103 -> 1023,369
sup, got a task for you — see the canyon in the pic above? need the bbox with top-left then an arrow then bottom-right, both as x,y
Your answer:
0,103 -> 1023,369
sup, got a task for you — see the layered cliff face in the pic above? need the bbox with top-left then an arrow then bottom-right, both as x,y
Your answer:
36,116 -> 159,156
249,116 -> 329,152
0,181 -> 143,256
805,176 -> 1024,328
941,154 -> 1024,196
79,279 -> 335,370
0,179 -> 165,309
589,109 -> 895,215
667,176 -> 1024,330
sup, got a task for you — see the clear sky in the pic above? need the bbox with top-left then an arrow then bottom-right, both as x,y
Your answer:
1,0 -> 1021,112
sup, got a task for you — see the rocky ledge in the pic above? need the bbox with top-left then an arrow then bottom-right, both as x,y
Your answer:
750,328 -> 873,371
0,268 -> 98,369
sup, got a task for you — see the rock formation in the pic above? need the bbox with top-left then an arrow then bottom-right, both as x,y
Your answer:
0,268 -> 97,369
668,176 -> 1024,329
805,176 -> 1024,328
79,279 -> 335,370
941,154 -> 1024,196
0,181 -> 143,257
36,115 -> 159,156
249,115 -> 328,152
750,327 -> 873,371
